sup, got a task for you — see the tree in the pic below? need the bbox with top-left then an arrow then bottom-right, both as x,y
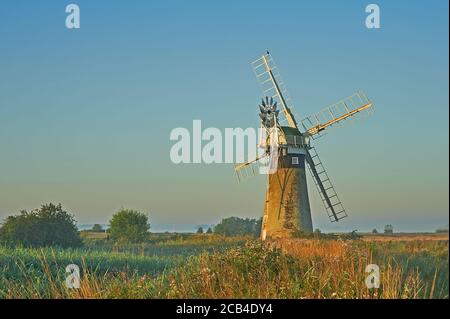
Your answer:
109,209 -> 150,243
206,227 -> 213,234
213,217 -> 260,237
0,203 -> 82,247
196,227 -> 204,234
372,228 -> 378,234
91,224 -> 104,232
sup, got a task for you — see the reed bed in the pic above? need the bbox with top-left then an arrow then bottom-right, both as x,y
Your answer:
0,239 -> 447,299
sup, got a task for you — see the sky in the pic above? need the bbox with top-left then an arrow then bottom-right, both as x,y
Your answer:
0,0 -> 448,232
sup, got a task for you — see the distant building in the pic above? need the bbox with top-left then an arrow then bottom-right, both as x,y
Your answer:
384,224 -> 394,234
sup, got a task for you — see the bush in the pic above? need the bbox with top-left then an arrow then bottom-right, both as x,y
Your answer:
91,224 -> 104,232
109,209 -> 150,243
0,203 -> 82,248
213,217 -> 261,237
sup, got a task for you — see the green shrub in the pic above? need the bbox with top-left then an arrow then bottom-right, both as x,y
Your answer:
109,209 -> 150,243
91,224 -> 104,232
0,203 -> 82,248
214,217 -> 261,237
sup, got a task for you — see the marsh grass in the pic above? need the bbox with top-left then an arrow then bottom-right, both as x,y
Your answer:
0,239 -> 447,299
274,239 -> 448,298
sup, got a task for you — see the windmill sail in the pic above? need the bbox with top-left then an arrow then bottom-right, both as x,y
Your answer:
251,53 -> 298,129
234,154 -> 267,182
301,91 -> 373,139
305,146 -> 347,222
234,124 -> 280,181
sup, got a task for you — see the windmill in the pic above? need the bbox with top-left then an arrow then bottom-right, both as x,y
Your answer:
234,52 -> 374,240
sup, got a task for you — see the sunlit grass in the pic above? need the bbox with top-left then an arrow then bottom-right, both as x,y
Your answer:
0,238 -> 447,299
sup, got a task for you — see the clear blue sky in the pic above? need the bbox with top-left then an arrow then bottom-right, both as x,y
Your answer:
0,0 -> 448,232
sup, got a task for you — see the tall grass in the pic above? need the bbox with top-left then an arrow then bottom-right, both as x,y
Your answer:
83,237 -> 245,257
0,239 -> 447,299
151,240 -> 448,299
273,239 -> 448,298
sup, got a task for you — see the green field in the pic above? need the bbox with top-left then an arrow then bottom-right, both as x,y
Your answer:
0,234 -> 448,299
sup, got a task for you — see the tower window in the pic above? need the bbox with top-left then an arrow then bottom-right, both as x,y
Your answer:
292,157 -> 299,165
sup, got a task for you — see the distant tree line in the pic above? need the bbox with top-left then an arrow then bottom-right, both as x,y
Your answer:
0,204 -> 151,247
0,203 -> 261,247
91,224 -> 104,232
196,226 -> 213,234
212,217 -> 261,237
